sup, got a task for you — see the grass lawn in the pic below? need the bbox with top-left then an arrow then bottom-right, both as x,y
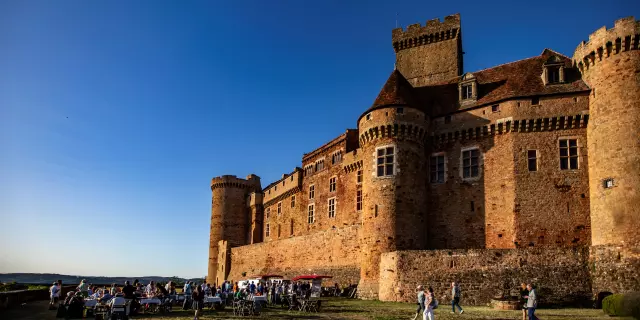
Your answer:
134,297 -> 628,320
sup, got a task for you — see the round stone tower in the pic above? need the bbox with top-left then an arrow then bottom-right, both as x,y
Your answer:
208,174 -> 261,285
356,70 -> 429,299
573,17 -> 640,248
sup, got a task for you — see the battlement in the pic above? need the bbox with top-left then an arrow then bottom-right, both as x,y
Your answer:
392,13 -> 460,52
211,174 -> 261,191
573,16 -> 639,71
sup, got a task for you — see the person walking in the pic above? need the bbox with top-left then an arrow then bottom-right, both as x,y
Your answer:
525,284 -> 538,320
192,285 -> 205,320
49,281 -> 60,309
520,283 -> 529,320
413,285 -> 426,320
423,287 -> 436,320
451,282 -> 464,314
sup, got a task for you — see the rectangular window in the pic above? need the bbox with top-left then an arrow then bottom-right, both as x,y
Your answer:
309,185 -> 315,200
444,115 -> 451,124
374,204 -> 379,217
329,177 -> 336,192
266,207 -> 270,219
277,202 -> 282,215
308,204 -> 315,224
559,139 -> 578,170
356,188 -> 362,212
491,104 -> 500,112
291,195 -> 295,208
376,146 -> 395,177
462,148 -> 480,178
430,154 -> 445,183
366,113 -> 371,121
470,201 -> 475,212
527,150 -> 538,172
356,170 -> 363,184
532,97 -> 540,105
331,151 -> 342,165
265,222 -> 270,237
462,84 -> 473,100
397,107 -> 404,114
290,219 -> 294,235
548,67 -> 560,84
328,198 -> 336,218
277,224 -> 281,238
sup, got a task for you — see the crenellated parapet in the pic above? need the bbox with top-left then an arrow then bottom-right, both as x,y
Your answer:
431,113 -> 589,146
359,122 -> 427,146
211,174 -> 261,191
343,160 -> 363,174
572,16 -> 639,72
392,13 -> 460,53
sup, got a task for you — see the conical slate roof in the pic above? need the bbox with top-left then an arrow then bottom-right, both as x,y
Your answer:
370,69 -> 417,108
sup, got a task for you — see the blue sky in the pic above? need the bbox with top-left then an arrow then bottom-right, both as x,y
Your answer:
0,0 -> 637,278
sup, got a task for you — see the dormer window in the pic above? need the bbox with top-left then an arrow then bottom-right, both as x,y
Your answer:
543,56 -> 565,85
458,73 -> 477,103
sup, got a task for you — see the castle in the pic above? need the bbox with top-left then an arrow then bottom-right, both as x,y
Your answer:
207,14 -> 640,304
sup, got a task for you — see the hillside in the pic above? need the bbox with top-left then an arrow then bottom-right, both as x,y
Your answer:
0,273 -> 202,285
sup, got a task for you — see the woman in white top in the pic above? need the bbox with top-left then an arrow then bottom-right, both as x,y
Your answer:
49,282 -> 60,308
423,287 -> 435,320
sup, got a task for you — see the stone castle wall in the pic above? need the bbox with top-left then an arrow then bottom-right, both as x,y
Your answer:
227,225 -> 361,286
379,248 -> 592,306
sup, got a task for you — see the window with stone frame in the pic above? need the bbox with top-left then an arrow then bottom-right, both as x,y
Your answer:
559,139 -> 578,170
265,207 -> 271,237
430,154 -> 446,183
290,195 -> 295,208
265,222 -> 270,237
356,187 -> 362,212
331,151 -> 342,165
527,150 -> 538,172
356,170 -> 363,184
461,84 -> 473,100
308,204 -> 315,224
277,201 -> 282,215
376,146 -> 395,177
329,176 -> 337,192
309,184 -> 315,200
328,197 -> 336,218
462,148 -> 480,179
548,66 -> 561,84
315,159 -> 324,172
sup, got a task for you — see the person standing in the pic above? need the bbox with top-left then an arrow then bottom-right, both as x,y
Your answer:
525,284 -> 538,320
423,287 -> 435,320
413,285 -> 425,320
192,285 -> 205,319
451,282 -> 464,314
49,282 -> 60,309
77,279 -> 89,297
520,283 -> 529,320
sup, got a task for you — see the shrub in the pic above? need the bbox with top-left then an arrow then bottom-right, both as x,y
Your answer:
602,292 -> 640,318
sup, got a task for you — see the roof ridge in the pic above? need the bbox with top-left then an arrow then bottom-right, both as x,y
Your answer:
541,48 -> 570,59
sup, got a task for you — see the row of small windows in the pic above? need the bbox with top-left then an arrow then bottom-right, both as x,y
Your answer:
305,150 -> 344,177
429,139 -> 579,183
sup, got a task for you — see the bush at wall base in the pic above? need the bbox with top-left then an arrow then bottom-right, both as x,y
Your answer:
602,292 -> 640,319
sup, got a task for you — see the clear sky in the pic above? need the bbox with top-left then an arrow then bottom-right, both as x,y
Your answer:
0,0 -> 637,279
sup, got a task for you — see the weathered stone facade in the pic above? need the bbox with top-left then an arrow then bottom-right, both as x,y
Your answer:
207,14 -> 640,304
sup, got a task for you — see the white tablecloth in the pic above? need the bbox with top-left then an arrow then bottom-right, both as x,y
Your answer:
204,296 -> 221,303
251,296 -> 267,302
140,298 -> 161,304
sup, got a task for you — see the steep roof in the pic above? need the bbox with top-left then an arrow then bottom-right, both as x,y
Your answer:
367,49 -> 591,118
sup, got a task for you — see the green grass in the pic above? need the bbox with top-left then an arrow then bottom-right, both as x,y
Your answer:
134,297 -> 632,320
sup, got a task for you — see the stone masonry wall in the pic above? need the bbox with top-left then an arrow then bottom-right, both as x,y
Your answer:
379,248 -> 592,306
590,244 -> 640,295
227,225 -> 361,286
